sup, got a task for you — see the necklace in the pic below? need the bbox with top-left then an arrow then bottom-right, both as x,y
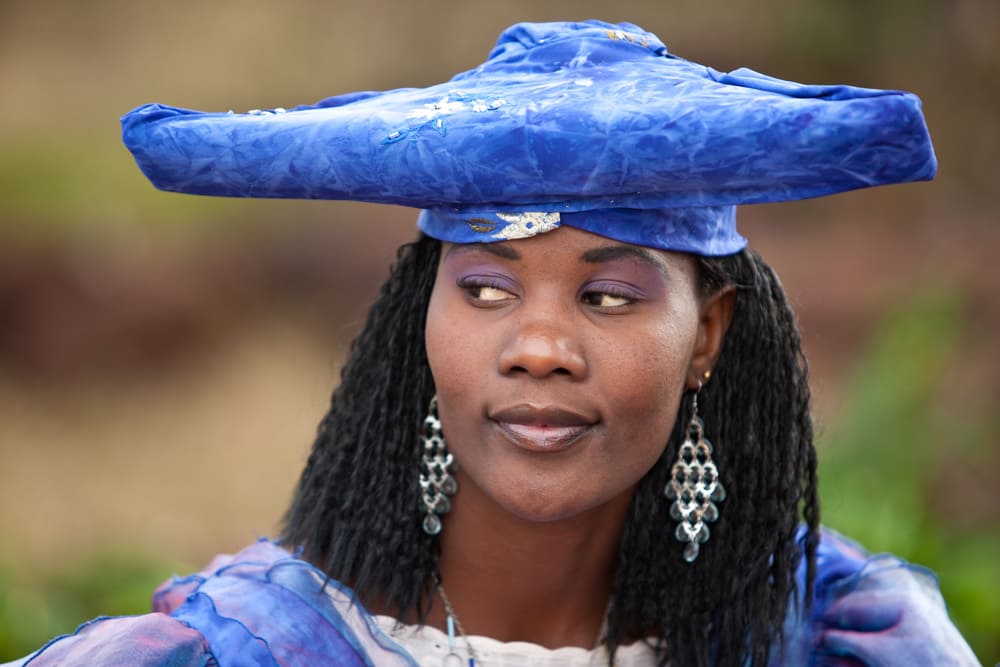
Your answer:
437,582 -> 480,666
435,583 -> 612,667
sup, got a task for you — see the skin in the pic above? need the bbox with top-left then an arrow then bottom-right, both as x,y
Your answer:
422,225 -> 733,649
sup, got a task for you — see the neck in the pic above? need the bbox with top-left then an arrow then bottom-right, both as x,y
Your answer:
428,475 -> 633,649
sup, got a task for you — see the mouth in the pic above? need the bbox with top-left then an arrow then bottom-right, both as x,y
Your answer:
489,404 -> 598,453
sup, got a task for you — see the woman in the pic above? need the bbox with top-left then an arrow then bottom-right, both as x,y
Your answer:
11,20 -> 978,667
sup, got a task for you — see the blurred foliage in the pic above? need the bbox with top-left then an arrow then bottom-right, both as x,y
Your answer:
818,289 -> 999,663
0,136 -> 277,244
0,552 -> 189,661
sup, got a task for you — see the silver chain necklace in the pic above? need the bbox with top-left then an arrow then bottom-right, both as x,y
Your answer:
437,582 -> 480,666
435,583 -> 612,667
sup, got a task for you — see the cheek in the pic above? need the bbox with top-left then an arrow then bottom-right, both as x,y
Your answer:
600,316 -> 697,443
424,290 -> 498,483
425,285 -> 486,407
424,287 -> 444,366
425,286 -> 459,389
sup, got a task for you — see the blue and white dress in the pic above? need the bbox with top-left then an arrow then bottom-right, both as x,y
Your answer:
6,529 -> 979,666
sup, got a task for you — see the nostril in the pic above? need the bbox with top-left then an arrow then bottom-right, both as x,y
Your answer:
507,364 -> 573,377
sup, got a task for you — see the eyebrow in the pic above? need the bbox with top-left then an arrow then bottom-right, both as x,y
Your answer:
444,241 -> 669,279
581,245 -> 670,279
445,243 -> 521,260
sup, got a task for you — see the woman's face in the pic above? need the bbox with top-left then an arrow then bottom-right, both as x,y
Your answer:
424,225 -> 731,524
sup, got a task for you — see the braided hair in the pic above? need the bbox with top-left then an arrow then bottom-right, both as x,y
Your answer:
281,234 -> 819,667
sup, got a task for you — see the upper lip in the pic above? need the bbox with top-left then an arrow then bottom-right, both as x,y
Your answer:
489,404 -> 598,427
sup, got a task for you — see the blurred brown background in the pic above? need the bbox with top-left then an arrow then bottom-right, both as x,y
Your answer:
0,0 -> 997,661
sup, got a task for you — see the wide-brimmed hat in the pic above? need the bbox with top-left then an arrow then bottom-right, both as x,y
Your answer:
122,20 -> 935,255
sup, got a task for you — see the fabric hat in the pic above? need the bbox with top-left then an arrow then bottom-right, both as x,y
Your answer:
121,20 -> 935,255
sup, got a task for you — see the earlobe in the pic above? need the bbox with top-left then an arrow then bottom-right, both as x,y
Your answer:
687,286 -> 736,390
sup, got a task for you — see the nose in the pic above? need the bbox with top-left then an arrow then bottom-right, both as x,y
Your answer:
497,316 -> 588,380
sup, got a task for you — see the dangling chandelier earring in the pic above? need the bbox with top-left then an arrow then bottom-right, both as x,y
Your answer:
419,396 -> 458,536
664,379 -> 726,563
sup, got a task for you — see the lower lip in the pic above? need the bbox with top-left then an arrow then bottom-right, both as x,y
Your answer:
494,422 -> 592,453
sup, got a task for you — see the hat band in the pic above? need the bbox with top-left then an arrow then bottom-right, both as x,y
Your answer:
418,206 -> 745,256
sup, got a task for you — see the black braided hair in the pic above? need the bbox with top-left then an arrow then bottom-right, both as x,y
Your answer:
280,234 -> 819,666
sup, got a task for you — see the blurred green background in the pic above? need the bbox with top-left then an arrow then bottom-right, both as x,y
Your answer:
0,0 -> 996,663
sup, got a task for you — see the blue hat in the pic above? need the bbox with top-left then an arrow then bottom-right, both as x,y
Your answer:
121,20 -> 935,256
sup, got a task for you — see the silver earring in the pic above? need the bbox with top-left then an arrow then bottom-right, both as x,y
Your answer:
665,386 -> 725,563
419,396 -> 458,536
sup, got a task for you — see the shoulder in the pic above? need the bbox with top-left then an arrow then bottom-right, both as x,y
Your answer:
10,540 -> 417,667
778,527 -> 980,666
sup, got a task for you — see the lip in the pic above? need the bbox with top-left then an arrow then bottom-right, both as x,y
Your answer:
489,404 -> 598,453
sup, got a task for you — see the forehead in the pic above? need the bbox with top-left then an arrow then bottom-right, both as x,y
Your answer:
439,226 -> 695,282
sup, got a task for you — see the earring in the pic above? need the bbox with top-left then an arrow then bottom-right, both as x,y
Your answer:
419,396 -> 458,536
664,385 -> 725,563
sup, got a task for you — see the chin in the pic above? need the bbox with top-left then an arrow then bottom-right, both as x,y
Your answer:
487,476 -> 625,526
450,448 -> 640,527
499,495 -> 586,524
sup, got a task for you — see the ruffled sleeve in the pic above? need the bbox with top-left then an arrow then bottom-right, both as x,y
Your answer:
7,613 -> 215,667
5,539 -> 418,667
779,528 -> 980,666
151,540 -> 417,667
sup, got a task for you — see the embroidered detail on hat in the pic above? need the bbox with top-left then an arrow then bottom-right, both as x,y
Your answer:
471,98 -> 507,112
492,212 -> 561,240
406,96 -> 468,122
466,218 -> 498,233
406,94 -> 507,122
383,130 -> 407,144
388,93 -> 509,143
606,29 -> 651,48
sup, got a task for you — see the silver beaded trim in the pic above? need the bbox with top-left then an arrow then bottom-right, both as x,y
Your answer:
419,396 -> 458,536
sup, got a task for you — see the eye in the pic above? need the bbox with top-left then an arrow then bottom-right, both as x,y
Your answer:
580,284 -> 640,309
470,285 -> 515,302
581,292 -> 633,308
458,277 -> 517,305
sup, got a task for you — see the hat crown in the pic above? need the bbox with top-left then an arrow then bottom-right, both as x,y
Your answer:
467,20 -> 668,77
